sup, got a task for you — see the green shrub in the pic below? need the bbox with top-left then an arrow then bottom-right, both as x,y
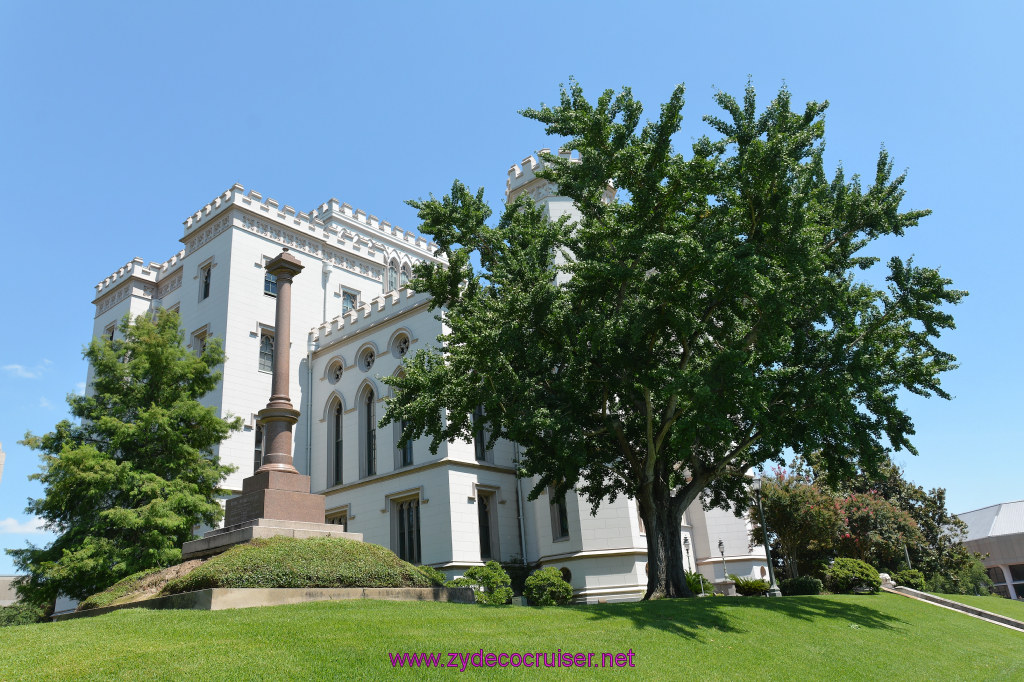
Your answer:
824,558 -> 881,594
501,557 -> 539,596
779,576 -> 823,596
0,602 -> 47,627
80,567 -> 165,610
162,537 -> 430,595
729,574 -> 771,596
450,561 -> 513,605
416,565 -> 450,587
925,556 -> 993,596
893,568 -> 926,591
523,566 -> 574,606
685,571 -> 714,596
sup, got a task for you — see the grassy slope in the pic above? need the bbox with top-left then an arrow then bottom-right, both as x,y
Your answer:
1,593 -> 1020,681
932,593 -> 1024,622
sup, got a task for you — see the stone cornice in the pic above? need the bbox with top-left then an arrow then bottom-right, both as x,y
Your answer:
182,183 -> 445,264
317,457 -> 517,497
311,289 -> 432,358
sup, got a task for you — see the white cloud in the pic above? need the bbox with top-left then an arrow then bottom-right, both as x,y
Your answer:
2,359 -> 52,379
75,382 -> 86,395
0,517 -> 48,534
3,364 -> 39,378
39,397 -> 52,409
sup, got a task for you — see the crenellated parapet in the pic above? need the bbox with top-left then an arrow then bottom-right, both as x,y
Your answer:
506,148 -> 615,205
182,184 -> 441,259
310,287 -> 428,352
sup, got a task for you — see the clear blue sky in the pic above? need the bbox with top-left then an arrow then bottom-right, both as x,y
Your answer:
1,1 -> 1020,574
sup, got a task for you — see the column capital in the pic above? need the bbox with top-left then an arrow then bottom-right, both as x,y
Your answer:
265,248 -> 304,280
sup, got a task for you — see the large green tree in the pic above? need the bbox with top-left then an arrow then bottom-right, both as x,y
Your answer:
384,81 -> 964,599
9,310 -> 239,605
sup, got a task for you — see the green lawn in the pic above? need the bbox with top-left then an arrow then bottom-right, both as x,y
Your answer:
932,592 -> 1024,623
0,593 -> 1020,680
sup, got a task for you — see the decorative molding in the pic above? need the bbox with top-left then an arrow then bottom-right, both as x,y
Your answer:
156,271 -> 182,299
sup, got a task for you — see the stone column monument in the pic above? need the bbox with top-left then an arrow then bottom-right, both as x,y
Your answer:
183,248 -> 360,559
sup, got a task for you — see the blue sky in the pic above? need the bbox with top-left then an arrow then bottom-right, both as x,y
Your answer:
1,1 -> 1020,574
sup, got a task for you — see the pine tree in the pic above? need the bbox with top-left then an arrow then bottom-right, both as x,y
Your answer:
8,309 -> 239,605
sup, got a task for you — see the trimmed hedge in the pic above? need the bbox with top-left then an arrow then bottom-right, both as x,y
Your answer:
163,537 -> 430,594
779,576 -> 823,596
824,558 -> 881,594
524,566 -> 574,606
80,567 -> 165,610
416,565 -> 449,587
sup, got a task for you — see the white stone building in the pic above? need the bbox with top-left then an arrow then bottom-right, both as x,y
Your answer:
959,500 -> 1024,600
88,153 -> 766,602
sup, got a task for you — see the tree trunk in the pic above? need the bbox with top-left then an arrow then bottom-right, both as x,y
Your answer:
639,482 -> 694,599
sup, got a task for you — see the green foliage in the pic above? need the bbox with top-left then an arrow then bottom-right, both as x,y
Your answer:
0,602 -> 47,627
7,309 -> 239,605
925,555 -> 992,595
685,571 -> 714,595
893,569 -> 926,591
79,567 -> 165,610
500,557 -> 539,596
163,537 -> 430,594
384,80 -> 963,600
523,566 -> 574,605
779,576 -> 823,596
824,558 -> 881,594
415,565 -> 449,587
729,574 -> 771,596
450,561 -> 513,605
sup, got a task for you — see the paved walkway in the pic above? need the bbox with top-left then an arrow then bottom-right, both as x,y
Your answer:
884,586 -> 1024,633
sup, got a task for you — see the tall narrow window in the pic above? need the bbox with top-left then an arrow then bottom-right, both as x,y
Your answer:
264,272 -> 277,296
333,401 -> 344,485
399,418 -> 413,467
400,264 -> 411,287
394,498 -> 421,564
387,260 -> 398,292
473,405 -> 489,462
258,331 -> 274,372
253,424 -> 264,474
364,389 -> 376,476
200,264 -> 212,300
550,488 -> 570,541
478,493 -> 494,560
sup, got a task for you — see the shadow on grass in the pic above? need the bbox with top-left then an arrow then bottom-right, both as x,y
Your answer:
577,595 -> 907,639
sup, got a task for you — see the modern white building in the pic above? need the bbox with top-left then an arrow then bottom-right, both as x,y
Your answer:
959,500 -> 1024,600
88,152 -> 766,602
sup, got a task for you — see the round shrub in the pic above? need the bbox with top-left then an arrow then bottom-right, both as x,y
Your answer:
729,574 -> 771,596
893,568 -> 926,591
162,536 -> 431,595
0,603 -> 47,627
824,558 -> 881,594
451,561 -> 513,605
779,576 -> 823,596
524,566 -> 574,605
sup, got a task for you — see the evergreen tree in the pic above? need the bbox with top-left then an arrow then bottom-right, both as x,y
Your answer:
384,81 -> 964,599
8,310 -> 239,605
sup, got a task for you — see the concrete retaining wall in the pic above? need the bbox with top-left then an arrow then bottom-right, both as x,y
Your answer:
54,586 -> 475,621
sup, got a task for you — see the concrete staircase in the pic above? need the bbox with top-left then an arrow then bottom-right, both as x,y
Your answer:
885,586 -> 1024,633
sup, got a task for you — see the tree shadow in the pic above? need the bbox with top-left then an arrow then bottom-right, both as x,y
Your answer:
577,595 -> 907,640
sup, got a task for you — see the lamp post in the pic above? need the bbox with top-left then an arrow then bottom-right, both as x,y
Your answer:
751,475 -> 783,597
718,539 -> 726,580
685,537 -> 704,597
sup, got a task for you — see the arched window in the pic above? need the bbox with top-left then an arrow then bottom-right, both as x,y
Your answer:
387,260 -> 398,292
258,332 -> 274,372
400,264 -> 411,287
363,388 -> 377,477
332,400 -> 343,485
473,405 -> 490,462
